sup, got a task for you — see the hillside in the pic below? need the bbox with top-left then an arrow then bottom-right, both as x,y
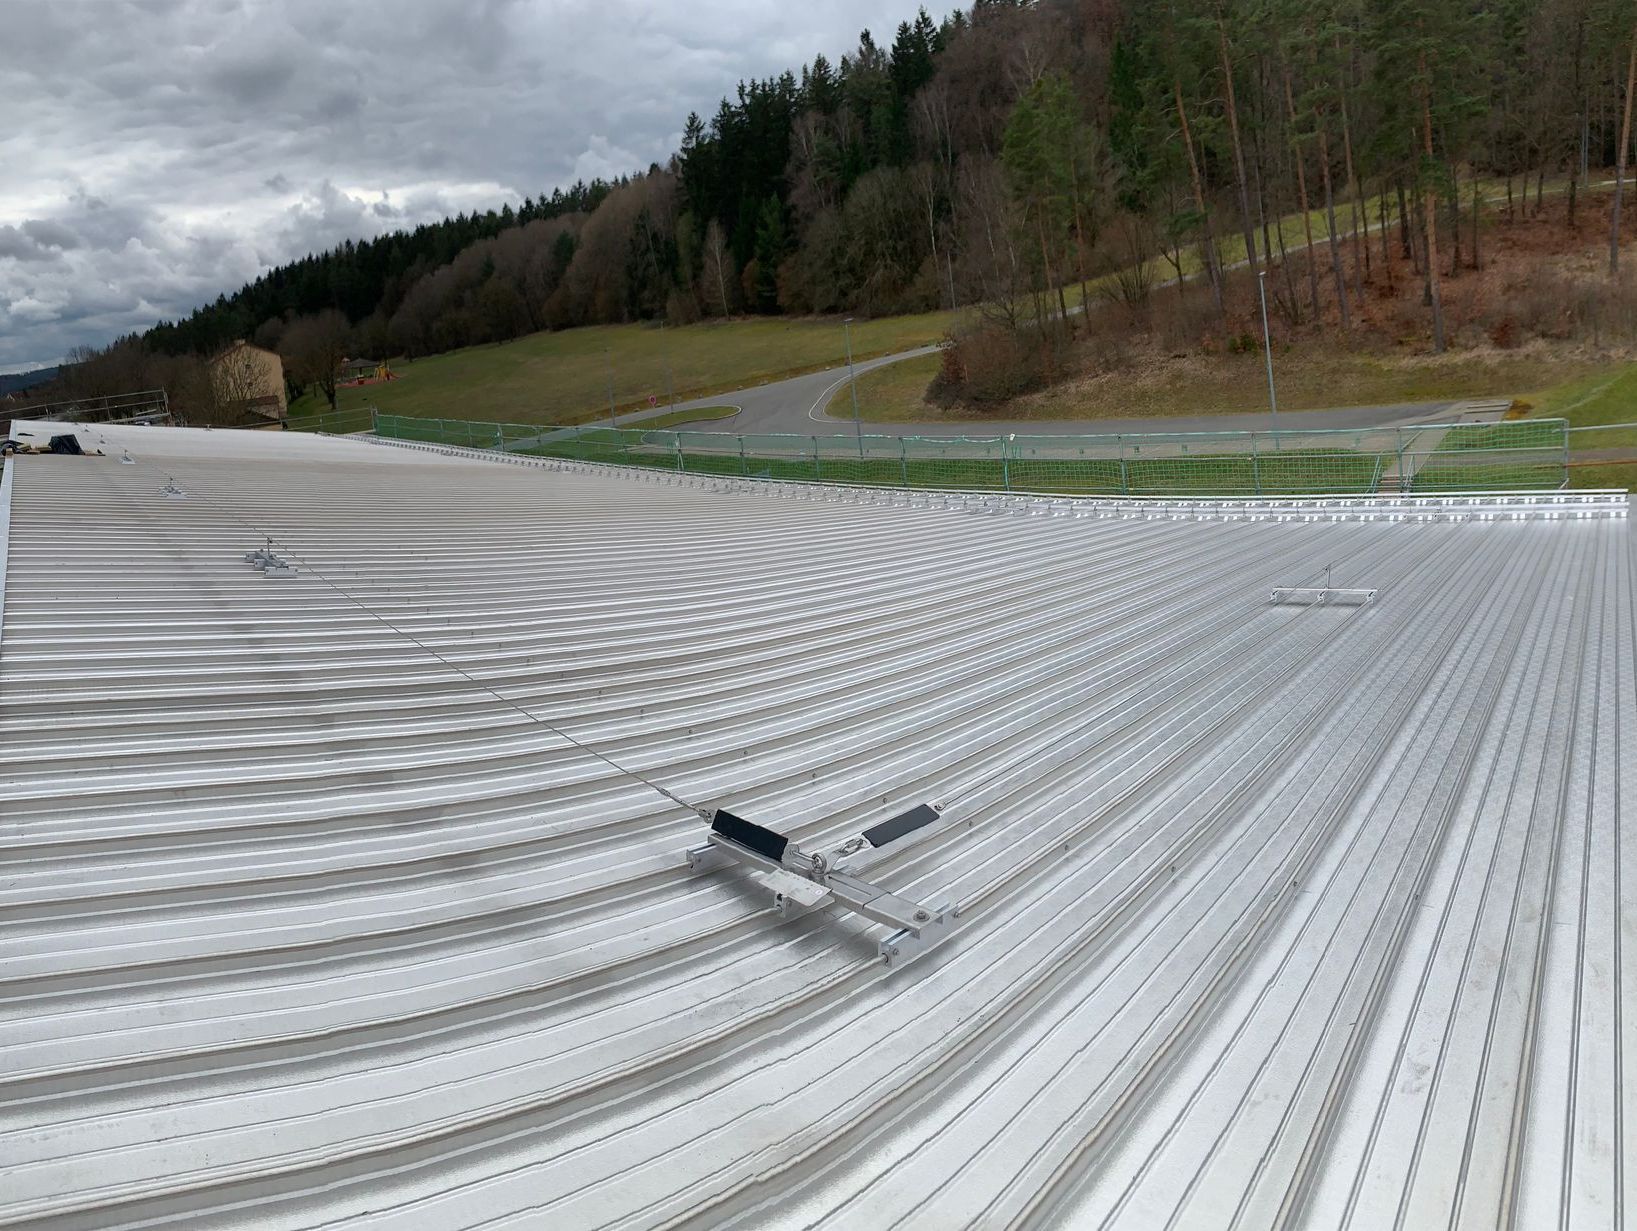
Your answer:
0,368 -> 58,397
291,311 -> 952,425
88,0 -> 1634,430
838,189 -> 1637,422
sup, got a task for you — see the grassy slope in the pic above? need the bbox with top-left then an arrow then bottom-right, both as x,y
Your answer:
1567,460 -> 1637,488
836,347 -> 1608,423
1518,360 -> 1637,488
290,312 -> 952,426
1522,362 -> 1637,436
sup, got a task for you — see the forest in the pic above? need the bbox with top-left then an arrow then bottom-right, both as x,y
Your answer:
65,0 -> 1637,411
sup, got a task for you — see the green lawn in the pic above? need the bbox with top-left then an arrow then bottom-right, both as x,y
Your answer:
833,353 -> 944,421
623,404 -> 739,429
287,312 -> 955,427
1520,362 -> 1637,450
430,421 -> 1388,496
523,442 -> 1386,496
1567,460 -> 1637,489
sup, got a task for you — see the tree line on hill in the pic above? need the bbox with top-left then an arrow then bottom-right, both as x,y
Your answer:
59,0 -> 1637,410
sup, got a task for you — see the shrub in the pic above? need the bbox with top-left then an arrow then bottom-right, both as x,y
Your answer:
928,322 -> 1065,406
1487,315 -> 1521,349
1152,287 -> 1220,353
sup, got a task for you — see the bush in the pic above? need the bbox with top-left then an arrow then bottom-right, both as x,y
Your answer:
1487,315 -> 1521,349
1475,260 -> 1637,348
927,322 -> 1066,406
1152,286 -> 1221,353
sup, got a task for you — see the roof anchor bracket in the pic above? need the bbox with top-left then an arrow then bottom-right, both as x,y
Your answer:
686,804 -> 957,968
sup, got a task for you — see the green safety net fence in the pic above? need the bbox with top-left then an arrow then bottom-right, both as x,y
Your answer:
367,413 -> 1569,497
284,406 -> 378,435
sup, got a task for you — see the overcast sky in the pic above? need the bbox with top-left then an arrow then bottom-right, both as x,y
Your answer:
0,0 -> 934,373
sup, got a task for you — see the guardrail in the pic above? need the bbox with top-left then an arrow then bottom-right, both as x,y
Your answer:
1565,422 -> 1637,446
367,413 -> 1569,497
16,389 -> 171,425
282,406 -> 378,434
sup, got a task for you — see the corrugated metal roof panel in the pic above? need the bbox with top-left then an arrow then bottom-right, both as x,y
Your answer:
1,421 -> 1631,1229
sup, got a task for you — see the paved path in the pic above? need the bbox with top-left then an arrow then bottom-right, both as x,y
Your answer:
621,347 -> 940,436
609,343 -> 1476,439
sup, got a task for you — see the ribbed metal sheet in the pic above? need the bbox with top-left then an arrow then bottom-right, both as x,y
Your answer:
1,422 -> 1633,1230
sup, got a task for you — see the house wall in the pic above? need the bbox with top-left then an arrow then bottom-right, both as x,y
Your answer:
211,344 -> 287,419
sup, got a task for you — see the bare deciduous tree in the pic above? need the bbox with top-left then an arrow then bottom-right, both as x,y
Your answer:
281,310 -> 351,409
701,219 -> 735,317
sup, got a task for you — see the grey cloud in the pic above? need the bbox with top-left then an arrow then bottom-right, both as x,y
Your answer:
0,227 -> 50,262
0,0 -> 933,372
22,220 -> 81,251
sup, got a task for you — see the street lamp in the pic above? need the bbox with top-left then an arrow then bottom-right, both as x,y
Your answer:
1256,270 -> 1278,422
660,319 -> 676,411
844,318 -> 863,457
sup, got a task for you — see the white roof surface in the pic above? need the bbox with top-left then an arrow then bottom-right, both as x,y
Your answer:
1,420 -> 1633,1229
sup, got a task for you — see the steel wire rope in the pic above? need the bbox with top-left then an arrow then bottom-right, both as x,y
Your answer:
114,444 -> 704,816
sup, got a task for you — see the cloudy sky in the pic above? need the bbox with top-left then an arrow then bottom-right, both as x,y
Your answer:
0,0 -> 934,372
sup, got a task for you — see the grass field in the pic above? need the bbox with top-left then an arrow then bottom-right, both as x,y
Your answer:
1520,362 -> 1637,451
1567,460 -> 1637,488
515,438 -> 1387,496
288,312 -> 954,427
624,404 -> 739,429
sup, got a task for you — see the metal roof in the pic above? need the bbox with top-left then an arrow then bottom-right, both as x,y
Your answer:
1,420 -> 1632,1230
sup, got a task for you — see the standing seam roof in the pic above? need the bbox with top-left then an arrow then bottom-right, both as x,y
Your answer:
0,420 -> 1632,1230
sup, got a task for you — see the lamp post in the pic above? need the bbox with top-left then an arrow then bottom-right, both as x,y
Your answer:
844,317 -> 863,457
1256,270 -> 1278,421
661,319 -> 676,410
605,346 -> 619,428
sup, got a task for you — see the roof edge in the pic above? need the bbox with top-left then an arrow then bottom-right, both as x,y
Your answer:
357,436 -> 1629,524
0,454 -> 14,652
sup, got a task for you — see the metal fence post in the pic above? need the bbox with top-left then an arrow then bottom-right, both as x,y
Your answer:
674,434 -> 684,472
1395,427 -> 1407,493
1561,421 -> 1570,488
1117,436 -> 1129,496
1251,433 -> 1262,495
1002,434 -> 1012,491
740,437 -> 748,475
813,436 -> 821,481
369,405 -> 379,435
900,437 -> 909,487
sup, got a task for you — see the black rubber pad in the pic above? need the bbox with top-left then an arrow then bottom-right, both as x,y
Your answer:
711,809 -> 789,862
862,803 -> 941,849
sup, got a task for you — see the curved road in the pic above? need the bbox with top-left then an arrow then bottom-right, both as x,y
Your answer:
617,344 -> 1471,438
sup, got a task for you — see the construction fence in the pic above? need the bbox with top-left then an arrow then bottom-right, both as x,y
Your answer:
368,413 -> 1569,496
284,406 -> 378,435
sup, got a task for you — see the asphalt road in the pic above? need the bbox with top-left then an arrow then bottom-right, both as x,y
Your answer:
613,344 -> 1467,439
